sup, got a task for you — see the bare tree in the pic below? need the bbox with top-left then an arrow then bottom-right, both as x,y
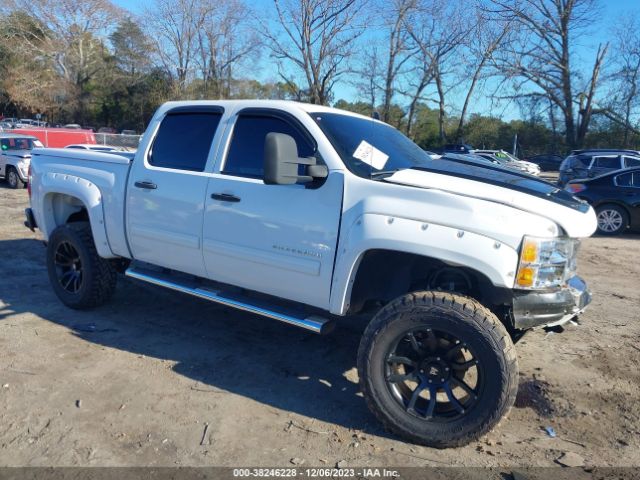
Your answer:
3,0 -> 121,121
260,0 -> 367,105
404,0 -> 469,141
145,0 -> 210,95
454,9 -> 510,140
379,0 -> 417,123
608,13 -> 640,146
354,47 -> 382,111
487,0 -> 608,148
194,0 -> 259,99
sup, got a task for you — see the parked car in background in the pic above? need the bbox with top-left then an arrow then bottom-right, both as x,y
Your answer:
525,154 -> 564,171
63,124 -> 82,129
424,150 -> 441,159
472,150 -> 541,176
437,152 -> 518,172
442,143 -> 474,154
65,144 -> 126,152
0,132 -> 43,188
566,167 -> 640,235
0,122 -> 13,130
64,143 -> 135,161
97,127 -> 117,134
1,117 -> 18,127
121,129 -> 137,135
559,151 -> 640,186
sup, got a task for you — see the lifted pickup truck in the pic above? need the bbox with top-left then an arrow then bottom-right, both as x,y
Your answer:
26,100 -> 596,448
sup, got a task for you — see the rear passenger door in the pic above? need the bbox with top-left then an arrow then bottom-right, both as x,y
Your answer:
126,106 -> 224,277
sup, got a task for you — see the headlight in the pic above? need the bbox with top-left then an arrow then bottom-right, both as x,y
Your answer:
515,236 -> 579,289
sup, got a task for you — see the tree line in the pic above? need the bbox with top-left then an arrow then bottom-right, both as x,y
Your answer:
0,0 -> 639,154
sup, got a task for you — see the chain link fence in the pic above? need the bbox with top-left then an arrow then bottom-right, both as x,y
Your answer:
94,133 -> 142,150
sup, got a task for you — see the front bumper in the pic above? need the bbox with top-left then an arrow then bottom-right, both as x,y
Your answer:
511,276 -> 591,329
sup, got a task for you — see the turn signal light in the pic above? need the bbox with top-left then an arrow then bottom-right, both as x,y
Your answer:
521,240 -> 538,263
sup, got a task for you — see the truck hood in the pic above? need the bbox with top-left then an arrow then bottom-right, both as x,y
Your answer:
385,162 -> 597,238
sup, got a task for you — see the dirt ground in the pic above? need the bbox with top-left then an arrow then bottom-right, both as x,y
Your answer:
1,182 -> 639,468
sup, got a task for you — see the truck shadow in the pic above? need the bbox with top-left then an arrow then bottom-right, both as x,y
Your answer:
0,238 -> 390,440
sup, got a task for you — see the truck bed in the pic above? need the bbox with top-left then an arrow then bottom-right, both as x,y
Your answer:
29,148 -> 133,258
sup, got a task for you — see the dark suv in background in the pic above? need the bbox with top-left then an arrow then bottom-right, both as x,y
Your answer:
525,154 -> 564,171
558,149 -> 640,186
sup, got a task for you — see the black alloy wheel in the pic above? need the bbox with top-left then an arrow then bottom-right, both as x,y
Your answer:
54,240 -> 84,293
385,328 -> 482,421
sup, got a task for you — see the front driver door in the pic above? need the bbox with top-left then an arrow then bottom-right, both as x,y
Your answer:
202,110 -> 343,309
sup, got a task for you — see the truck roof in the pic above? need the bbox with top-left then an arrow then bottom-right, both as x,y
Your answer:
158,99 -> 380,123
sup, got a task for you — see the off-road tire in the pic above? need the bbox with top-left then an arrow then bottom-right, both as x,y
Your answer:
595,204 -> 628,236
6,166 -> 25,189
46,222 -> 117,309
357,291 -> 518,448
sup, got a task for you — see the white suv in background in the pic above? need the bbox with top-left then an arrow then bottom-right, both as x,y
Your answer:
0,133 -> 43,188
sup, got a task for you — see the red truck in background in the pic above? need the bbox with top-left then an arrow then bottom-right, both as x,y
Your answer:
8,127 -> 96,147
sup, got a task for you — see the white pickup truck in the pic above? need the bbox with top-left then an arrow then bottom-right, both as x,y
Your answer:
25,100 -> 596,448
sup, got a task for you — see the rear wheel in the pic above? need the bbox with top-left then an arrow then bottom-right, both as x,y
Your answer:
6,167 -> 24,189
46,223 -> 117,309
596,204 -> 628,236
358,291 -> 518,448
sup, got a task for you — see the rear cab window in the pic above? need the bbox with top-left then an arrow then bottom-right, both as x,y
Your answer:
148,110 -> 223,172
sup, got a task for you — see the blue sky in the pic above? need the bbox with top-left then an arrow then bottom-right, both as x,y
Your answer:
113,0 -> 640,119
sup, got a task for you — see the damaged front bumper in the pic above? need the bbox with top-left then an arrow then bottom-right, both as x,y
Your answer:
512,276 -> 591,330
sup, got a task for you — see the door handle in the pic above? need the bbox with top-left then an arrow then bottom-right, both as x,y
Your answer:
134,181 -> 157,190
211,193 -> 241,203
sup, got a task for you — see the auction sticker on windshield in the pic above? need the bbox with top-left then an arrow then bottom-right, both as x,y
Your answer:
352,140 -> 389,170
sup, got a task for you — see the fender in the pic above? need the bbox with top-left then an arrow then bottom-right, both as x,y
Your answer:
36,171 -> 115,258
329,213 -> 519,315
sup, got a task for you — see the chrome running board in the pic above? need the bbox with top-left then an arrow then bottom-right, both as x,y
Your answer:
125,266 -> 334,334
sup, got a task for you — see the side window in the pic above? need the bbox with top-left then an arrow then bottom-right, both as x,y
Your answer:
149,112 -> 222,172
572,155 -> 589,168
592,156 -> 619,169
616,172 -> 633,187
624,156 -> 640,168
223,115 -> 315,178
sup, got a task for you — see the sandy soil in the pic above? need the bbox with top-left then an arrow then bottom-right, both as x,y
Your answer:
0,183 -> 639,468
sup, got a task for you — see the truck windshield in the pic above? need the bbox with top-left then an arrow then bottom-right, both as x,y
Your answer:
310,112 -> 432,178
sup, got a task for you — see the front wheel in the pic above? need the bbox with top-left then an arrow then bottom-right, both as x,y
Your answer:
46,223 -> 117,309
6,167 -> 25,189
358,291 -> 518,448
